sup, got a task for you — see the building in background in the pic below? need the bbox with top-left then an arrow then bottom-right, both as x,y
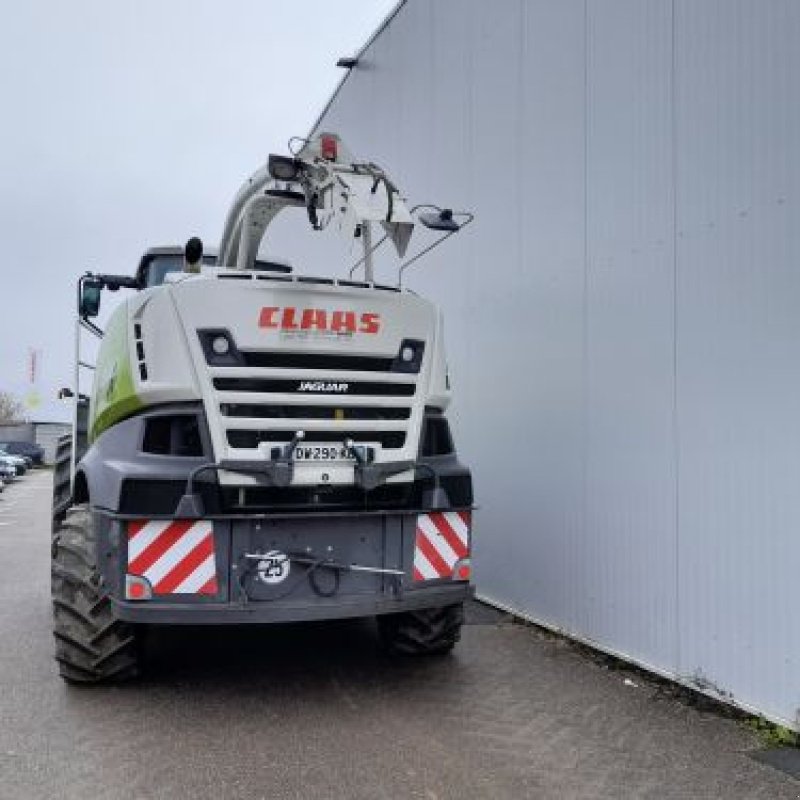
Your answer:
269,0 -> 800,728
0,421 -> 71,465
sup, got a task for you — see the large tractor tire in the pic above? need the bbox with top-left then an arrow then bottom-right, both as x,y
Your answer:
51,410 -> 87,530
378,603 -> 464,655
51,434 -> 73,530
51,505 -> 141,684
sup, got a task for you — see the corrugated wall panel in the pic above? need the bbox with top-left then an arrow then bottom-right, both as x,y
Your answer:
451,0 -> 590,631
266,0 -> 800,727
675,0 -> 800,725
511,1 -> 587,635
583,0 -> 677,670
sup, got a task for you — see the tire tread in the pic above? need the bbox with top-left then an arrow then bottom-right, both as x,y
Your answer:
51,505 -> 140,684
378,602 -> 464,656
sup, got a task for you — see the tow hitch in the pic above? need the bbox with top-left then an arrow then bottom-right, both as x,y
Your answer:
240,552 -> 406,601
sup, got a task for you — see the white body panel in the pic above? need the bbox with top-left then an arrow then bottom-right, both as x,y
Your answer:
129,288 -> 203,406
127,271 -> 448,486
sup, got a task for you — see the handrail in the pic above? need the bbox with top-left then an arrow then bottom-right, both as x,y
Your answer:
79,317 -> 103,338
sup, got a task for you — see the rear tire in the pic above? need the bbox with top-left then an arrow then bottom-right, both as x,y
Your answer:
52,435 -> 73,530
378,603 -> 464,655
51,505 -> 141,684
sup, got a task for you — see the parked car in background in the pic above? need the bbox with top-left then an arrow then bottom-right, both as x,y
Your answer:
0,449 -> 27,476
0,458 -> 16,483
0,441 -> 44,466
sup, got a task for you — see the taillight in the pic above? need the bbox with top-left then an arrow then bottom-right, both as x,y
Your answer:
452,558 -> 472,582
321,134 -> 338,161
125,574 -> 153,601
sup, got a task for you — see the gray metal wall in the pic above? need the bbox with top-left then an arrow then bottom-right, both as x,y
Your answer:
0,423 -> 34,444
0,422 -> 69,463
272,0 -> 800,728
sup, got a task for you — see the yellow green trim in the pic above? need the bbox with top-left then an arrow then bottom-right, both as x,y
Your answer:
89,304 -> 144,441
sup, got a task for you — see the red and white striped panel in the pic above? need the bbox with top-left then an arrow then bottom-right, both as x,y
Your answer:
413,511 -> 471,581
127,520 -> 218,596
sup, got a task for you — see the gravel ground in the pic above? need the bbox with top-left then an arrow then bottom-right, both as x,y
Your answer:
0,470 -> 797,799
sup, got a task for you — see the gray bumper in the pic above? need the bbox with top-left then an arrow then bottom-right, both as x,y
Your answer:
97,507 -> 474,625
112,582 -> 473,624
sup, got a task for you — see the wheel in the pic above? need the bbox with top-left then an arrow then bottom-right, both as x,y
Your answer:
378,603 -> 465,655
52,434 -> 73,530
51,505 -> 141,684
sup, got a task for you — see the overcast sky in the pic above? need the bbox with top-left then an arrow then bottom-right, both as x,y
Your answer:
0,0 -> 395,421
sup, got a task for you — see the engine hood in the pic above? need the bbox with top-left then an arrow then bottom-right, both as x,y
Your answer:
169,275 -> 436,357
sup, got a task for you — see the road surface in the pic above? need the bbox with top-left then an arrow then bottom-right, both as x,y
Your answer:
0,471 -> 796,799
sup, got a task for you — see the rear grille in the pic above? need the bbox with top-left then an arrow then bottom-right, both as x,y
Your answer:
213,377 -> 416,397
227,430 -> 406,449
201,339 -> 424,375
208,340 -> 423,459
240,351 -> 397,372
221,404 -> 410,421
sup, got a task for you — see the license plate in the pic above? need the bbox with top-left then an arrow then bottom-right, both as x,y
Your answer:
293,444 -> 354,462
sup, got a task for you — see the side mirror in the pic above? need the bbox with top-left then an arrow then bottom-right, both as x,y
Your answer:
79,280 -> 102,318
419,208 -> 460,232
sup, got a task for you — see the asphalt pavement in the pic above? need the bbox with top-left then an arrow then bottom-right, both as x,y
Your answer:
0,471 -> 797,799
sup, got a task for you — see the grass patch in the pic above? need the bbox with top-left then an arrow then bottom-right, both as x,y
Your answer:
746,716 -> 799,748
